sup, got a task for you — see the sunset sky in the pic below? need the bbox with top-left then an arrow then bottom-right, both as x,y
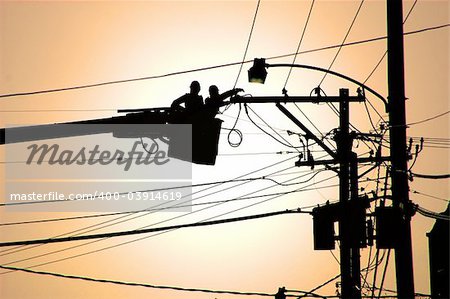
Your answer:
0,1 -> 449,299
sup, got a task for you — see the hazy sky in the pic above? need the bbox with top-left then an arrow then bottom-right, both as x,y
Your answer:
0,1 -> 448,299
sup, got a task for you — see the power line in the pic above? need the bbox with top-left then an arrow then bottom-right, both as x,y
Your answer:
409,136 -> 450,141
1,264 -> 339,298
0,167 -> 302,261
4,161 -> 367,273
0,60 -> 244,99
0,157 -> 299,257
297,274 -> 340,299
0,209 -> 307,247
294,0 -> 382,157
292,103 -> 337,151
407,110 -> 450,126
377,250 -> 392,299
0,24 -> 447,100
361,0 -> 420,141
318,0 -> 365,86
0,170 -> 297,207
363,0 -> 418,85
219,151 -> 299,156
0,265 -> 275,297
0,173 -> 339,272
245,104 -> 302,150
0,109 -> 118,113
411,189 -> 450,203
0,170 -> 324,227
298,250 -> 390,299
283,0 -> 316,89
270,23 -> 450,61
364,101 -> 379,132
318,0 -> 365,141
15,166 -> 298,233
410,172 -> 450,179
233,0 -> 261,88
0,162 -> 314,260
415,205 -> 450,221
222,112 -> 288,132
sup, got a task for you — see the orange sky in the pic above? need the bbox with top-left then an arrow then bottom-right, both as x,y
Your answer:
0,1 -> 449,299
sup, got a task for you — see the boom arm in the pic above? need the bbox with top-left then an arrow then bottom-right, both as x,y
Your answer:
0,108 -> 171,145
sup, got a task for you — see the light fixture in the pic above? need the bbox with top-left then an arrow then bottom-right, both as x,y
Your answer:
248,58 -> 267,84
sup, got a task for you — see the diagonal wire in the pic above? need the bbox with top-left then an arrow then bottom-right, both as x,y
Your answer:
0,24 -> 447,100
363,0 -> 418,85
283,0 -> 316,89
233,0 -> 261,88
362,0 -> 418,129
0,172 -> 338,274
0,264 -> 274,297
318,0 -> 365,86
0,156 -> 297,256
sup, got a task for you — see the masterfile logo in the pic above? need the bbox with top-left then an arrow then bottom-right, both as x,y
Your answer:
26,140 -> 170,171
5,124 -> 192,212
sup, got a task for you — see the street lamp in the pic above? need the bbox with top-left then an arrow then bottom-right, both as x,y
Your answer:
248,58 -> 267,83
246,58 -> 388,110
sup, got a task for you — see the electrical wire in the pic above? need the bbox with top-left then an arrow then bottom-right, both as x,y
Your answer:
292,103 -> 337,151
0,150 -> 305,164
233,0 -> 261,88
0,156 -> 299,256
370,249 -> 381,299
283,0 -> 316,89
318,0 -> 365,86
407,110 -> 450,126
0,109 -> 118,113
245,104 -> 302,150
411,189 -> 450,203
363,0 -> 418,85
313,0 -> 378,157
0,209 -> 306,247
377,250 -> 391,299
415,205 -> 450,221
0,160 -> 325,259
297,274 -> 341,299
1,263 -> 401,298
0,265 -> 275,297
361,0 -> 418,131
0,24 -> 447,100
0,171 -> 294,207
218,151 -> 299,156
0,173 -> 339,273
410,172 -> 450,180
297,251 -> 389,299
0,166 -> 301,260
139,137 -> 159,154
0,169 -> 324,227
221,112 -> 288,132
364,101 -> 378,133
227,104 -> 244,147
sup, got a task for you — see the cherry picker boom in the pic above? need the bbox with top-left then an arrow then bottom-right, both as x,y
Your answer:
0,106 -> 223,165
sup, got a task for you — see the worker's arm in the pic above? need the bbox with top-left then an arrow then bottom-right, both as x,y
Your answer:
219,88 -> 244,101
171,94 -> 188,109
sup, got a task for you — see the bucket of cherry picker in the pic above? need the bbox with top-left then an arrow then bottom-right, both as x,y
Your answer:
168,116 -> 222,165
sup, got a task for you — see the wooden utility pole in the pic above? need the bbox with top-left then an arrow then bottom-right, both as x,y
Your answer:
337,89 -> 361,299
386,1 -> 415,298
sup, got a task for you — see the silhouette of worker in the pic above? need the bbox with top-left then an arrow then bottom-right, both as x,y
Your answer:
171,81 -> 204,116
205,85 -> 244,117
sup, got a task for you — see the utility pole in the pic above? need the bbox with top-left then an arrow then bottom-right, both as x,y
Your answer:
386,1 -> 415,298
337,89 -> 361,299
